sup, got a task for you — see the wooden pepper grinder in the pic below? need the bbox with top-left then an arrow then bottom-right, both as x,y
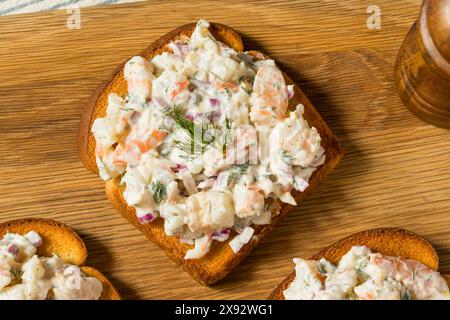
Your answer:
395,0 -> 450,129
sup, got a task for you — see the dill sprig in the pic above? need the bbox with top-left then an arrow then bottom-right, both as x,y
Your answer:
317,261 -> 327,275
165,105 -> 218,160
280,150 -> 294,165
151,181 -> 166,205
219,117 -> 233,154
227,164 -> 249,187
10,268 -> 23,280
165,105 -> 196,135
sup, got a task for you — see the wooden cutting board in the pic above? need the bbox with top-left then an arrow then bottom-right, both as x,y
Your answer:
1,0 -> 449,300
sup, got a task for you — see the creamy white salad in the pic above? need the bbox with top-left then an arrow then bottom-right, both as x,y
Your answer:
0,231 -> 102,300
92,19 -> 325,259
284,246 -> 450,300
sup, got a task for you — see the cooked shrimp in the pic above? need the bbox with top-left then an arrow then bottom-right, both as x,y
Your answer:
212,79 -> 239,92
124,56 -> 154,98
250,64 -> 288,125
233,184 -> 265,218
271,118 -> 322,168
112,129 -> 167,165
153,70 -> 190,105
171,81 -> 189,99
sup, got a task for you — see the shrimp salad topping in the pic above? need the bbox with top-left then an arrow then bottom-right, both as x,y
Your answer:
0,231 -> 103,300
92,20 -> 325,259
284,246 -> 450,300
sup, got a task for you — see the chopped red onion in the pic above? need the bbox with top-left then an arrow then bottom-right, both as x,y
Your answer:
295,177 -> 309,192
130,111 -> 141,124
138,213 -> 155,224
229,227 -> 254,253
25,231 -> 42,247
287,85 -> 295,99
209,98 -> 220,107
193,112 -> 204,120
211,229 -> 231,242
8,244 -> 19,257
188,82 -> 196,92
181,45 -> 190,55
168,41 -> 183,56
212,110 -> 222,121
214,171 -> 228,188
172,163 -> 188,172
204,110 -> 221,123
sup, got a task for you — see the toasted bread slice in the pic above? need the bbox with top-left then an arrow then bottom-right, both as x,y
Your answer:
0,218 -> 121,300
268,228 -> 449,300
79,22 -> 343,285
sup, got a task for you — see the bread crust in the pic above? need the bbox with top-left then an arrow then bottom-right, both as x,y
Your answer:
0,218 -> 120,300
267,227 -> 444,300
79,22 -> 343,285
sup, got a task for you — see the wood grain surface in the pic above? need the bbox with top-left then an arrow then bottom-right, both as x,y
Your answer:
1,0 -> 449,300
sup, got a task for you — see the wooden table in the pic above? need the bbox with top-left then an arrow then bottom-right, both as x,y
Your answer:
1,0 -> 449,300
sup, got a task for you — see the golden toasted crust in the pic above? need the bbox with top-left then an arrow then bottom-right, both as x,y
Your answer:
268,228 -> 443,300
81,266 -> 121,300
80,22 -> 343,285
0,218 -> 87,266
0,218 -> 120,300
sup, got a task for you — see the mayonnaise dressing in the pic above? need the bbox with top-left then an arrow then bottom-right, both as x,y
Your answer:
284,246 -> 450,300
92,19 -> 325,259
0,231 -> 102,300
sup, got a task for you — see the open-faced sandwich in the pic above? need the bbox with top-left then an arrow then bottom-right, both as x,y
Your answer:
269,228 -> 450,300
79,19 -> 343,285
0,218 -> 120,300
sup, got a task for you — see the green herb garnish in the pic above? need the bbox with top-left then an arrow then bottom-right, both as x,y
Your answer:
226,165 -> 249,187
356,260 -> 368,273
280,150 -> 294,165
317,262 -> 327,275
165,105 -> 218,160
151,181 -> 166,205
224,88 -> 232,99
10,269 -> 23,280
220,117 -> 233,154
120,107 -> 135,112
237,53 -> 257,71
210,71 -> 224,81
